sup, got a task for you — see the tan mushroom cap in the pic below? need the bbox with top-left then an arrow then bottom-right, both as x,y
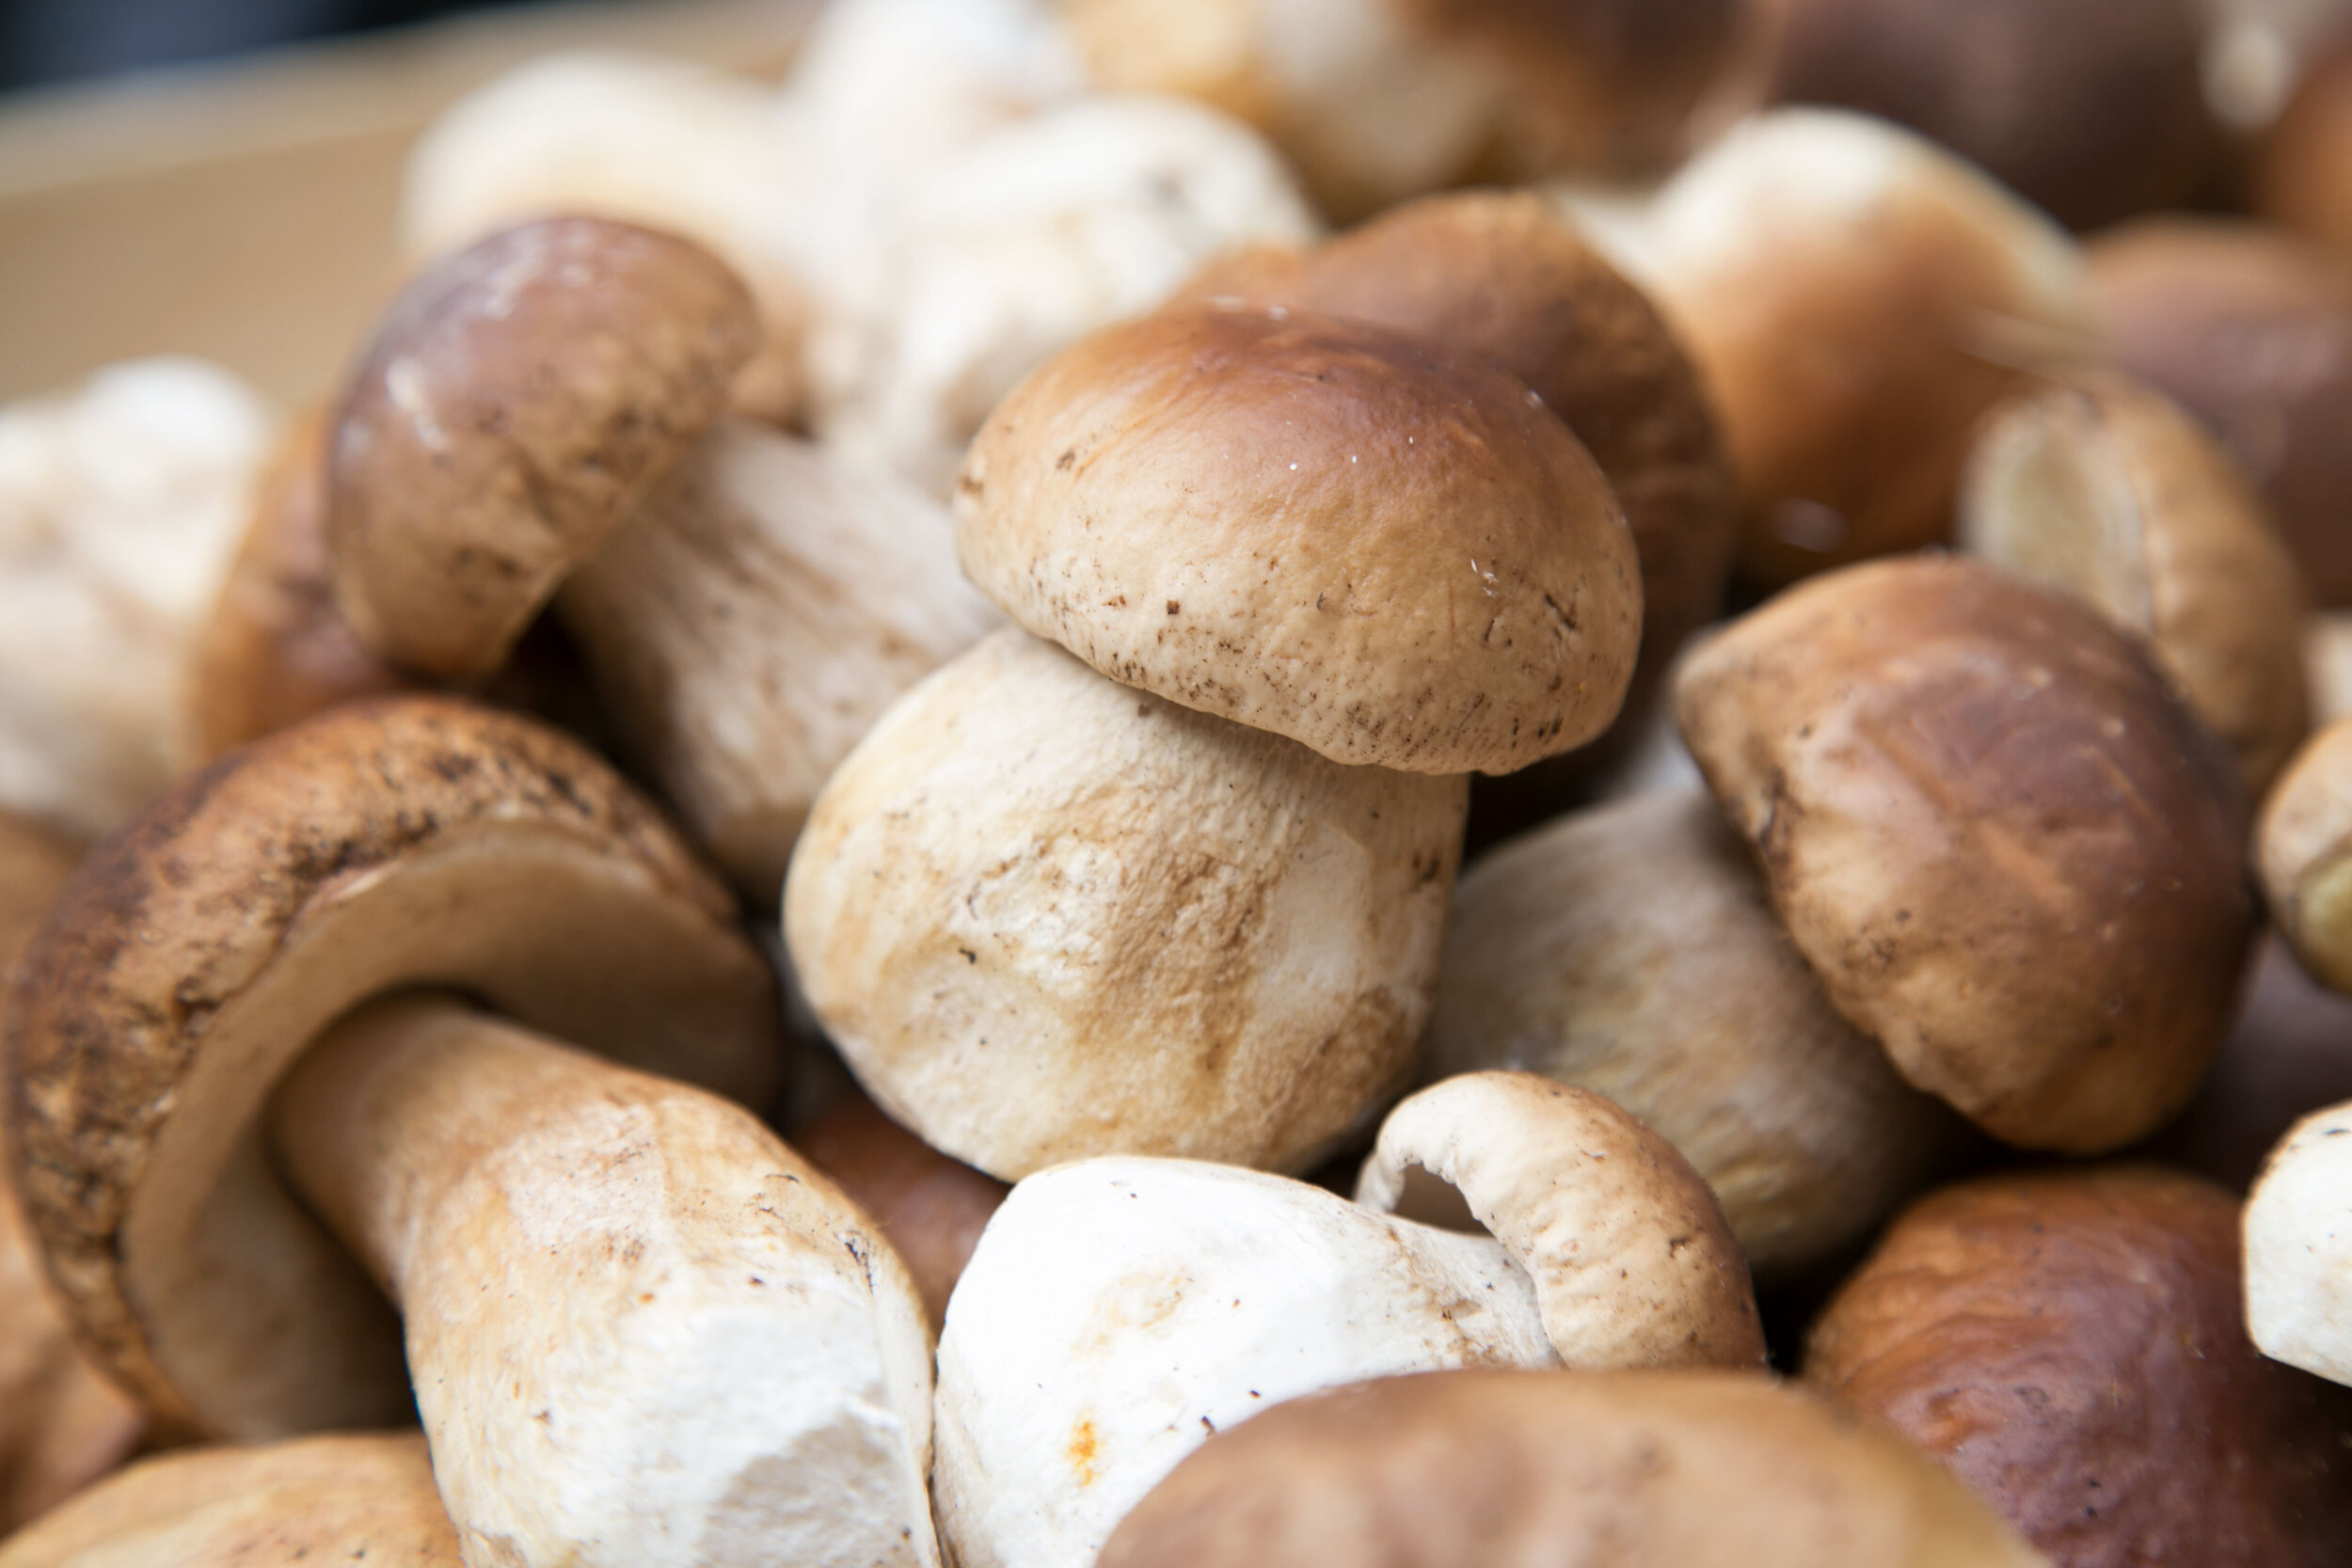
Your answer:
955,308 -> 1641,774
1426,790 -> 1952,1280
1356,1072 -> 1763,1370
2259,720 -> 2352,994
1957,371 -> 2312,797
330,215 -> 757,680
784,627 -> 1465,1180
1096,1369 -> 2049,1568
1807,1165 -> 2352,1567
0,1433 -> 460,1568
1677,555 -> 2253,1153
7,696 -> 780,1440
1174,189 -> 1736,694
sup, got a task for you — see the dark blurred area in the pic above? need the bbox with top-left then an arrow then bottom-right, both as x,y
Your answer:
0,0 -> 551,90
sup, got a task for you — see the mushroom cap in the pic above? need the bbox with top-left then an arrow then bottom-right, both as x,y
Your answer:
955,307 -> 1642,772
793,1085 -> 1009,1334
1957,370 -> 2312,797
330,216 -> 757,680
2090,218 -> 2352,608
1096,1369 -> 2048,1568
930,1157 -> 1559,1568
2248,1099 -> 2352,1387
1807,1165 -> 2352,1567
2258,39 -> 2352,265
783,627 -> 1464,1180
557,420 -> 1001,902
1766,0 -> 2223,230
1356,1071 -> 1761,1368
1676,554 -> 2253,1153
1426,789 -> 1951,1279
7,696 -> 781,1440
0,1432 -> 460,1568
187,405 -> 414,760
1173,188 -> 1737,691
2258,720 -> 2352,993
1561,109 -> 2094,588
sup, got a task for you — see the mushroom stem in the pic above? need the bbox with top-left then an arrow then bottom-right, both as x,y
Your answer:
268,993 -> 942,1568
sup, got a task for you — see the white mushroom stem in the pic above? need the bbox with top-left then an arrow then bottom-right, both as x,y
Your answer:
1355,1072 -> 1764,1370
270,994 -> 941,1568
2244,1099 -> 2352,1386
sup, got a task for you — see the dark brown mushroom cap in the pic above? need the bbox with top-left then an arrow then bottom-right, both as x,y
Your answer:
0,1432 -> 460,1568
330,215 -> 757,680
1095,1368 -> 2046,1567
7,696 -> 780,1441
1176,190 -> 1736,692
2090,219 -> 2352,609
1676,555 -> 2253,1153
1766,0 -> 2222,230
1804,1165 -> 2352,1568
955,307 -> 1642,774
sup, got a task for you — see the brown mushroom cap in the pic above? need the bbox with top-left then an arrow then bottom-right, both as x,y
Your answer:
0,1432 -> 460,1568
1175,189 -> 1736,699
1096,1368 -> 2047,1567
330,216 -> 757,680
7,696 -> 780,1440
955,307 -> 1642,774
2089,219 -> 2352,608
1676,555 -> 2253,1153
1426,789 -> 1952,1280
1766,0 -> 2223,230
1804,1165 -> 2352,1567
2259,719 -> 2352,993
792,1085 -> 1009,1334
1957,370 -> 2312,797
189,405 -> 415,759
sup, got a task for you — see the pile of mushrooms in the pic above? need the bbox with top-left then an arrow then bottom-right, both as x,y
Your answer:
11,0 -> 2352,1562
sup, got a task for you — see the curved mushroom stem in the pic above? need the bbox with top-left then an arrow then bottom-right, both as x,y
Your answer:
269,993 -> 942,1568
1355,1072 -> 1765,1370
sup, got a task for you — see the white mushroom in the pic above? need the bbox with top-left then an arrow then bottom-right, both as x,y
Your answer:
0,357 -> 274,840
2244,1099 -> 2352,1386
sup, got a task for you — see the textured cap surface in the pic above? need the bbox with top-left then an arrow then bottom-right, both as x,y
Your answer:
955,307 -> 1641,772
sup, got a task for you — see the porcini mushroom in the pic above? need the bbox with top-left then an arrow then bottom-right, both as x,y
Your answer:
0,1432 -> 460,1568
1809,1165 -> 2352,1566
1556,109 -> 2096,587
1957,371 -> 2312,795
2258,719 -> 2352,992
955,307 -> 1643,774
8,698 -> 941,1568
1677,555 -> 2253,1152
0,356 -> 275,840
784,626 -> 1465,1179
932,1072 -> 1758,1568
1096,1369 -> 2050,1567
1425,789 -> 1952,1280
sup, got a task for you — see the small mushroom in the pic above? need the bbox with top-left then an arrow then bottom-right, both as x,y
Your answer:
2257,719 -> 2352,992
1808,1165 -> 2352,1566
0,356 -> 275,839
1059,0 -> 1746,215
8,698 -> 940,1568
2246,1100 -> 2352,1386
1764,0 -> 2225,230
1677,555 -> 2253,1152
329,215 -> 757,680
793,1085 -> 1010,1333
956,306 -> 1643,774
1957,370 -> 2312,796
809,93 -> 1319,497
1426,789 -> 1953,1280
0,1433 -> 460,1568
933,1077 -> 1757,1568
784,627 -> 1466,1179
1556,109 -> 2097,588
1096,1369 -> 2050,1567
2089,218 -> 2352,609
